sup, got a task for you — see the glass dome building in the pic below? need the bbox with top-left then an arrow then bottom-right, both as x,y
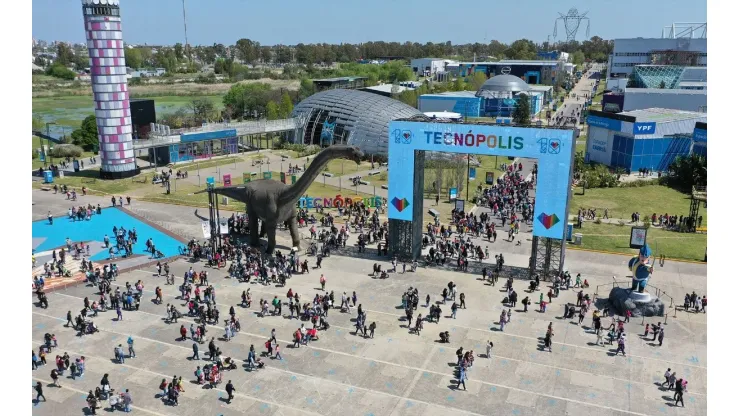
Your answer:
291,89 -> 422,156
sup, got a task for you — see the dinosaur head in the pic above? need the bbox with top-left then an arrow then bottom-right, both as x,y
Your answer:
344,146 -> 364,165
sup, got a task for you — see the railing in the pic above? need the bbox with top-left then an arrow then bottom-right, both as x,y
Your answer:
150,118 -> 298,139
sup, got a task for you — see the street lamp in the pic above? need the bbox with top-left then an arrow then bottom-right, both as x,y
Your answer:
45,122 -> 56,165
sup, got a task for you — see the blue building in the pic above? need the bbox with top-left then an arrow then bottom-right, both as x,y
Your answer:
692,122 -> 706,158
585,108 -> 707,172
418,75 -> 549,120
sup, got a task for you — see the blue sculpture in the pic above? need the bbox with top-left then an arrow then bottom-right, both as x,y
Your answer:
320,120 -> 336,146
628,244 -> 654,293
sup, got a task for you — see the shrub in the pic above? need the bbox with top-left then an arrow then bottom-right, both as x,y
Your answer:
45,63 -> 76,80
32,148 -> 39,159
49,144 -> 83,158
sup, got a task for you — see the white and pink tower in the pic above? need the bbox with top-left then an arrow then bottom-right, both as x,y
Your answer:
81,0 -> 138,178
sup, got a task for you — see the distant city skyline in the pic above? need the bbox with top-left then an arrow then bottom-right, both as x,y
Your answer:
32,0 -> 707,46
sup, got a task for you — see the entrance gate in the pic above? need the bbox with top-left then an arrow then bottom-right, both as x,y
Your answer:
387,119 -> 576,278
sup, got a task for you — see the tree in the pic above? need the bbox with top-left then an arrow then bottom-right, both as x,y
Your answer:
667,154 -> 707,191
235,38 -> 258,65
222,82 -> 274,119
468,72 -> 488,91
55,43 -> 74,66
297,78 -> 316,101
505,39 -> 537,60
187,99 -> 215,124
512,93 -> 531,126
265,101 -> 279,120
659,80 -> 667,89
260,46 -> 273,64
453,77 -> 465,91
124,48 -> 142,69
174,43 -> 184,61
278,92 -> 293,118
572,51 -> 585,66
34,56 -> 46,69
70,115 -> 99,151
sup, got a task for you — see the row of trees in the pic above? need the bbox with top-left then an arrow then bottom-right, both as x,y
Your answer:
118,36 -> 612,71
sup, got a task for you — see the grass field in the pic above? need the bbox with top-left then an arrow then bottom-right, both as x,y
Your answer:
138,177 -> 374,210
422,155 -> 507,202
322,159 -> 373,176
569,185 -> 707,225
573,221 -> 706,261
32,95 -> 224,131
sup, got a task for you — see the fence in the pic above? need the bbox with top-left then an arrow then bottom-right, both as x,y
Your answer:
594,277 -> 676,323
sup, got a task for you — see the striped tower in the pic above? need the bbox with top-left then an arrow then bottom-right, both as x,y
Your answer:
81,0 -> 138,178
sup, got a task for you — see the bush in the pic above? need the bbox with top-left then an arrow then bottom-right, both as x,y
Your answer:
45,63 -> 76,80
619,179 -> 660,188
32,148 -> 39,160
49,144 -> 83,158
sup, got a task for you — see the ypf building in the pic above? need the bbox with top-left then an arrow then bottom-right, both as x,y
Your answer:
585,108 -> 706,173
81,0 -> 139,178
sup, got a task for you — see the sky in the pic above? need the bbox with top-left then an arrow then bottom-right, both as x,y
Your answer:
32,0 -> 707,46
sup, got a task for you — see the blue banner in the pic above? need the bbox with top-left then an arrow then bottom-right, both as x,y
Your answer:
633,122 -> 656,135
388,121 -> 574,239
587,115 -> 622,132
468,167 -> 476,180
693,128 -> 707,143
181,129 -> 238,143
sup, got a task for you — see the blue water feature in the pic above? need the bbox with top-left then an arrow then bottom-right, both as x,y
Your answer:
32,208 -> 182,261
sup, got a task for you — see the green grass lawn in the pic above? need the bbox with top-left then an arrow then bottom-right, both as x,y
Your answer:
576,142 -> 586,154
323,159 -> 373,176
573,221 -> 706,261
139,177 -> 374,211
33,168 -> 154,196
569,185 -> 707,225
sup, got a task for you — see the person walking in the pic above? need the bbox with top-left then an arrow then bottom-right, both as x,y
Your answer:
225,380 -> 236,404
192,342 -> 200,360
595,327 -> 604,346
674,379 -> 684,407
127,336 -> 136,358
122,389 -> 133,412
658,328 -> 665,346
50,369 -> 61,387
451,302 -> 458,319
459,293 -> 466,309
457,365 -> 467,390
34,381 -> 46,402
661,368 -> 672,388
320,274 -> 326,291
116,305 -> 123,321
486,341 -> 493,358
274,344 -> 283,360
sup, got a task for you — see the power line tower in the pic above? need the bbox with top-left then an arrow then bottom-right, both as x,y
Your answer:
553,8 -> 591,42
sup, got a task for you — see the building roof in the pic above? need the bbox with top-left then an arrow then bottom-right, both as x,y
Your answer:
361,84 -> 413,94
313,76 -> 368,83
678,81 -> 707,88
499,60 -> 561,66
625,88 -> 707,95
431,91 -> 478,98
476,75 -> 531,98
291,89 -> 422,155
618,107 -> 707,123
528,85 -> 554,92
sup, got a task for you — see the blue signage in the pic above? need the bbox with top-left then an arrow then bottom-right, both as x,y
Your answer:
693,128 -> 707,143
206,177 -> 215,188
587,115 -> 622,132
388,121 -> 574,239
468,167 -> 476,180
633,122 -> 657,135
181,129 -> 238,143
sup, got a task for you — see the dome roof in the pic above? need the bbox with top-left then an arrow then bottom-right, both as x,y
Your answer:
476,74 -> 531,98
291,89 -> 423,155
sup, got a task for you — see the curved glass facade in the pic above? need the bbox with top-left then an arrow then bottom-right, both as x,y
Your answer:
291,89 -> 422,156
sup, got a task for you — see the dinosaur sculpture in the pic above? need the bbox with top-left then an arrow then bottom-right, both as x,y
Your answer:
209,145 -> 364,254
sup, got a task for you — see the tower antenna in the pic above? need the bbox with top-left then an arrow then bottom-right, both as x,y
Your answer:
182,0 -> 190,60
553,8 -> 591,42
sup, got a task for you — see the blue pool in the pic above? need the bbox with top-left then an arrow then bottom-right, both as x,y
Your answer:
32,208 -> 183,261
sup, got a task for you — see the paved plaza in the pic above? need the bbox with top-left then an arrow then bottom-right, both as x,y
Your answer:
31,190 -> 707,416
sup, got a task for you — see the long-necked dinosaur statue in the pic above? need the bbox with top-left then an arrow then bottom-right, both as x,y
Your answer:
208,145 -> 364,254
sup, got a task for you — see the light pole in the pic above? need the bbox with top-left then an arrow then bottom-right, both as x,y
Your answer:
45,122 -> 56,165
